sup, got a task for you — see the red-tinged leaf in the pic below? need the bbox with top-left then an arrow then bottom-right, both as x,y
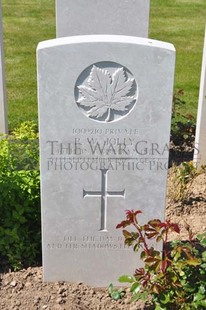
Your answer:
142,280 -> 149,287
125,210 -> 134,221
145,230 -> 159,239
125,209 -> 134,216
144,227 -> 156,233
143,224 -> 149,230
138,237 -> 144,244
125,210 -> 134,222
144,257 -> 156,263
125,210 -> 142,223
122,230 -> 132,239
170,222 -> 180,233
148,247 -> 160,257
134,268 -> 145,277
134,210 -> 142,216
161,259 -> 168,272
180,247 -> 201,265
158,222 -> 166,229
151,283 -> 162,294
134,270 -> 149,283
148,219 -> 162,229
144,255 -> 162,271
180,246 -> 194,258
159,220 -> 180,234
116,220 -> 130,229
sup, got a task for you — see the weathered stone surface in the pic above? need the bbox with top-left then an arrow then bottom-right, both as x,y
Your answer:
56,0 -> 150,38
194,29 -> 206,167
37,35 -> 175,286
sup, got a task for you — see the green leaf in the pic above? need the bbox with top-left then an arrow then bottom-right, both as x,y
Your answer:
199,300 -> 206,307
159,293 -> 172,304
131,232 -> 139,239
125,238 -> 135,246
130,291 -> 147,303
130,293 -> 141,303
194,292 -> 205,302
199,284 -> 206,295
133,243 -> 140,252
108,283 -> 125,300
110,291 -> 121,300
130,282 -> 140,293
186,257 -> 201,266
197,232 -> 206,246
108,283 -> 114,295
202,251 -> 206,262
118,275 -> 134,283
154,305 -> 167,310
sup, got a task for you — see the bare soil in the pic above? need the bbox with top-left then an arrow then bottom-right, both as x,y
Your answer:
0,169 -> 205,310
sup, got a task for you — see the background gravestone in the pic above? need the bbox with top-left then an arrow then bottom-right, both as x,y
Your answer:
0,0 -> 7,134
194,28 -> 206,167
56,0 -> 150,38
38,35 -> 175,287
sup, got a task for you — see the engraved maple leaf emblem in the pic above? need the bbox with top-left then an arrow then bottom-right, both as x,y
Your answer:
77,65 -> 136,122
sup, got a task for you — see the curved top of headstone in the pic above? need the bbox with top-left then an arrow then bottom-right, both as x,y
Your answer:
56,0 -> 150,38
38,35 -> 175,52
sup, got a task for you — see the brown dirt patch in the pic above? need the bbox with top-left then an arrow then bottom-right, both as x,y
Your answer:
0,169 -> 205,310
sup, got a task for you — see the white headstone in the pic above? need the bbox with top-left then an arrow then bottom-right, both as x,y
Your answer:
38,35 -> 175,287
56,0 -> 150,38
194,28 -> 206,167
0,1 -> 7,134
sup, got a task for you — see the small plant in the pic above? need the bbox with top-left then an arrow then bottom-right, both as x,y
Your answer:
0,121 -> 40,270
171,89 -> 196,149
116,210 -> 206,309
172,89 -> 186,116
170,89 -> 196,166
108,283 -> 125,301
169,161 -> 199,202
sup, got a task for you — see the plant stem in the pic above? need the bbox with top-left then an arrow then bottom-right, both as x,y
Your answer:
133,221 -> 150,256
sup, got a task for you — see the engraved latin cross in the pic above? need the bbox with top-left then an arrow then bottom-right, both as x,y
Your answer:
83,169 -> 125,231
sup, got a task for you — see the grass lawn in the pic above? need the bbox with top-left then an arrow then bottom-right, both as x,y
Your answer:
2,0 -> 55,130
150,0 -> 206,118
2,0 -> 206,130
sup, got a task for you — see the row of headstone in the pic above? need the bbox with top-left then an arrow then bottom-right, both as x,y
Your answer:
38,0 -> 176,286
0,0 -> 7,134
194,28 -> 206,168
56,0 -> 150,38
